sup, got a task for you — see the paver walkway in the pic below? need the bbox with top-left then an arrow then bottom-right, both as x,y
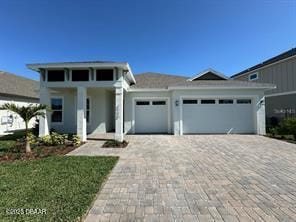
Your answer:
69,135 -> 296,222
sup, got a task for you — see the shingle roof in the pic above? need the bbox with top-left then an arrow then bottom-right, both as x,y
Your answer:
131,72 -> 275,89
131,72 -> 188,89
232,48 -> 296,78
0,71 -> 39,99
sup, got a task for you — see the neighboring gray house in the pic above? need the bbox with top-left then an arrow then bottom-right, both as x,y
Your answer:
232,48 -> 296,125
27,62 -> 274,142
0,71 -> 39,135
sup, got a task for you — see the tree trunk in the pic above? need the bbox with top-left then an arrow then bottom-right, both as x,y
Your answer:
25,122 -> 31,153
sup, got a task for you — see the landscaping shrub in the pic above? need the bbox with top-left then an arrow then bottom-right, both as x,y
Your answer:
51,132 -> 68,145
40,135 -> 53,146
278,117 -> 296,140
72,135 -> 81,146
102,139 -> 128,148
27,132 -> 38,146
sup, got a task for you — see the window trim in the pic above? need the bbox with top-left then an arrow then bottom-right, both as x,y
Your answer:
50,96 -> 64,125
218,99 -> 234,104
200,99 -> 216,104
236,99 -> 252,104
183,99 -> 198,104
152,101 -> 166,105
95,68 -> 115,81
248,72 -> 258,81
136,101 -> 150,106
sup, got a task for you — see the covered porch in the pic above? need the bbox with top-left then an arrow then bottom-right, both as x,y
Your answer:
39,86 -> 125,142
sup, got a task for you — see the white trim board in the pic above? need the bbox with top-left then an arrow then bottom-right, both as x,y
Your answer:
131,97 -> 171,134
265,91 -> 296,97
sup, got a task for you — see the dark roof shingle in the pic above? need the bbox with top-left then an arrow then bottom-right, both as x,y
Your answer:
232,48 -> 296,78
0,71 -> 39,99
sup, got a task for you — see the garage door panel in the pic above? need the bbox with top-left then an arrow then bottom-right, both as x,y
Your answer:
135,100 -> 168,133
182,99 -> 254,134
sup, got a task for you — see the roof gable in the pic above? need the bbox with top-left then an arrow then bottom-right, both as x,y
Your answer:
188,69 -> 229,81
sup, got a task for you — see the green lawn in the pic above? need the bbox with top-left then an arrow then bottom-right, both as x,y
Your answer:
0,156 -> 118,222
0,131 -> 25,155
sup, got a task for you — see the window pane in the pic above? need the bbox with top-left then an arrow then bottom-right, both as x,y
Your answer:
183,100 -> 198,104
201,99 -> 215,104
136,101 -> 149,105
51,98 -> 63,110
96,69 -> 113,81
152,101 -> 166,105
86,98 -> 90,110
47,70 -> 65,82
51,111 -> 62,122
86,111 -> 90,123
72,70 -> 89,81
219,99 -> 233,104
249,73 -> 258,80
237,99 -> 252,104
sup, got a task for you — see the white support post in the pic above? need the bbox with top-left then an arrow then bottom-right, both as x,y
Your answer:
39,86 -> 50,137
115,87 -> 124,142
257,96 -> 266,135
77,87 -> 87,142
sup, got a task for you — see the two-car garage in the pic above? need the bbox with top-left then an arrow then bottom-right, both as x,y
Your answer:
181,98 -> 255,134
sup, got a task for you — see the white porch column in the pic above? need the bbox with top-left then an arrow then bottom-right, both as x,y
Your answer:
77,87 -> 87,142
115,87 -> 124,142
256,96 -> 266,135
39,86 -> 50,137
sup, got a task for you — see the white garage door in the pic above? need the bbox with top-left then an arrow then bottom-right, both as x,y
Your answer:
182,98 -> 254,134
135,99 -> 168,133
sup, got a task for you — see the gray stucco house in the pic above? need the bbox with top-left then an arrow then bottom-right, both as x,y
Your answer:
27,62 -> 274,142
232,48 -> 296,126
0,71 -> 39,135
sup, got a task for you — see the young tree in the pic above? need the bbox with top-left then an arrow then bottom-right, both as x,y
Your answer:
0,103 -> 48,153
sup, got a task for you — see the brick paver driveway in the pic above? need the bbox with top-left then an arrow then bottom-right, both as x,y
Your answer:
80,135 -> 296,222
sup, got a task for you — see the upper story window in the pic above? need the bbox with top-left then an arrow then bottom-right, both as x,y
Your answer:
96,69 -> 113,81
72,69 -> 89,81
248,72 -> 258,81
51,98 -> 63,123
47,70 -> 65,82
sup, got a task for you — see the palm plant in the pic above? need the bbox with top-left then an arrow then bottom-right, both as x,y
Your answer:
0,103 -> 48,153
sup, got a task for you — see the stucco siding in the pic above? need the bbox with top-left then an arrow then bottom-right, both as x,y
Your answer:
234,56 -> 296,95
0,96 -> 39,135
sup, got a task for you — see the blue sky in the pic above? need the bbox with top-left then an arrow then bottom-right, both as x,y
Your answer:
0,0 -> 295,80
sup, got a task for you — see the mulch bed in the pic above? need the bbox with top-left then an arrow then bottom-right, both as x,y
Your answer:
0,142 -> 81,162
101,139 -> 129,148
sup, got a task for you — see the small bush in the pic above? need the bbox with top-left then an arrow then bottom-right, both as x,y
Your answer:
72,135 -> 81,146
27,132 -> 38,146
102,139 -> 128,148
40,135 -> 53,146
51,132 -> 68,146
278,117 -> 296,140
